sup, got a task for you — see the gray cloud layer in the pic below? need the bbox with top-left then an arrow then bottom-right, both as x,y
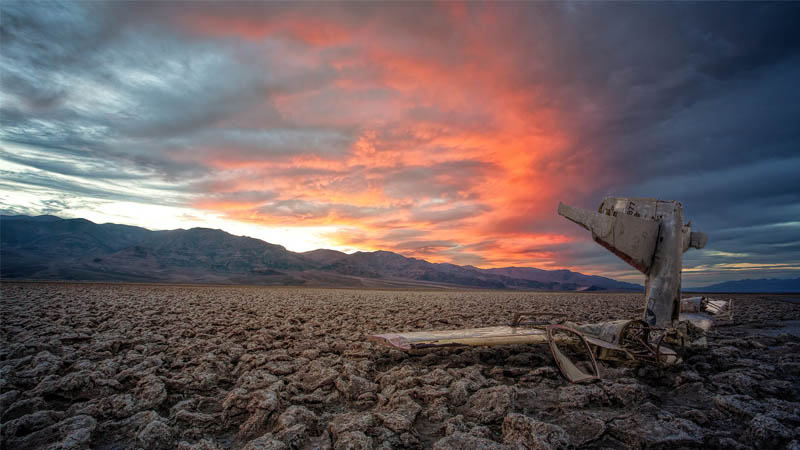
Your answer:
1,2 -> 798,285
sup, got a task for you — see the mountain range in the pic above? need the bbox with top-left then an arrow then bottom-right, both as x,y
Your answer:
4,215 -> 794,292
0,215 -> 643,291
684,277 -> 800,293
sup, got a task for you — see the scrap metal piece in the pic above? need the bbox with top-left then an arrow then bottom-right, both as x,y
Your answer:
618,320 -> 661,365
368,326 -> 550,350
688,231 -> 708,250
510,312 -> 567,327
680,296 -> 732,318
559,197 -> 707,327
657,320 -> 704,352
369,321 -> 603,383
574,319 -> 632,345
680,296 -> 708,313
558,202 -> 659,273
575,319 -> 682,366
546,324 -> 600,384
679,296 -> 733,333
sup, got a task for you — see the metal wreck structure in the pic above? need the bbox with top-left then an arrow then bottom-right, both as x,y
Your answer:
370,197 -> 732,383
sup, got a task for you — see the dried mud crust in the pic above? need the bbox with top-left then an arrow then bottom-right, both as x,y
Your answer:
1,283 -> 798,450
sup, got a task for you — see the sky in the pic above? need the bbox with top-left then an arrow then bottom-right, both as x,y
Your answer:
1,2 -> 799,287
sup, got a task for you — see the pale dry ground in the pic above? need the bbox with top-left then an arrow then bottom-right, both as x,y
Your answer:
1,282 -> 799,450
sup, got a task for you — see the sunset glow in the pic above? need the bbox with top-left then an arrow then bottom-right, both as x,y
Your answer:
171,3 -> 601,268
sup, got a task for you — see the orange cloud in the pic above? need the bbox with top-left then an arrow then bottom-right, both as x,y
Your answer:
172,4 -> 619,268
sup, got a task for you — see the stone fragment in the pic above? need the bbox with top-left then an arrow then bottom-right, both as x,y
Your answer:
432,432 -> 511,450
2,410 -> 61,439
18,351 -> 61,378
713,394 -> 761,418
3,396 -> 49,421
558,411 -> 607,447
134,374 -> 167,409
466,385 -> 516,423
329,412 -> 377,440
711,370 -> 758,395
175,410 -> 217,425
243,433 -> 289,450
6,414 -> 96,450
334,431 -> 373,450
291,388 -> 331,404
602,379 -> 648,407
448,379 -> 470,406
0,389 -> 19,411
223,388 -> 251,418
238,370 -> 280,391
137,419 -> 173,449
377,392 -> 422,433
177,438 -> 226,450
557,383 -> 607,408
681,409 -> 708,425
275,405 -> 318,432
248,390 -> 281,413
502,413 -> 569,450
741,414 -> 794,448
239,409 -> 274,440
757,379 -> 796,400
109,393 -> 137,418
609,403 -> 703,448
273,405 -> 318,448
290,361 -> 340,391
423,399 -> 451,423
335,374 -> 378,400
50,414 -> 98,449
265,360 -> 297,376
443,415 -> 492,439
275,424 -> 310,449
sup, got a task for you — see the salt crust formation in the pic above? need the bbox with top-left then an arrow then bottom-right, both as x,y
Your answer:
1,283 -> 799,449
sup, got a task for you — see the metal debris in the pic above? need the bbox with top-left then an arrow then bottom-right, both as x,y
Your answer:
558,197 -> 707,328
370,197 -> 731,383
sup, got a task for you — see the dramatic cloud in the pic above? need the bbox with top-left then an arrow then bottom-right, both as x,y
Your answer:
1,2 -> 798,285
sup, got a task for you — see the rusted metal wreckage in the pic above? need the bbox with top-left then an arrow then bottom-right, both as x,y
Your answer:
370,198 -> 732,383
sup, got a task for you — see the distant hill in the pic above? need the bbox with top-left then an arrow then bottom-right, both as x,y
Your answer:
686,277 -> 800,293
301,249 -> 349,265
485,267 -> 642,291
1,214 -> 642,291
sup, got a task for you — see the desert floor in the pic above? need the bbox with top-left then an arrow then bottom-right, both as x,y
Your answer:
1,282 -> 799,449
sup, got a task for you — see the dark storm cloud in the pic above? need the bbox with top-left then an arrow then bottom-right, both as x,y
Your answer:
0,1 -> 350,174
478,2 -> 800,281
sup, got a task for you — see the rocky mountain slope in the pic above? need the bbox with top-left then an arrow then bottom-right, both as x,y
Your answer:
1,215 -> 641,291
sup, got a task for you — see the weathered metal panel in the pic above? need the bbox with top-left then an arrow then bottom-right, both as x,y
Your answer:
557,202 -> 659,275
643,199 -> 684,326
369,326 -> 549,350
